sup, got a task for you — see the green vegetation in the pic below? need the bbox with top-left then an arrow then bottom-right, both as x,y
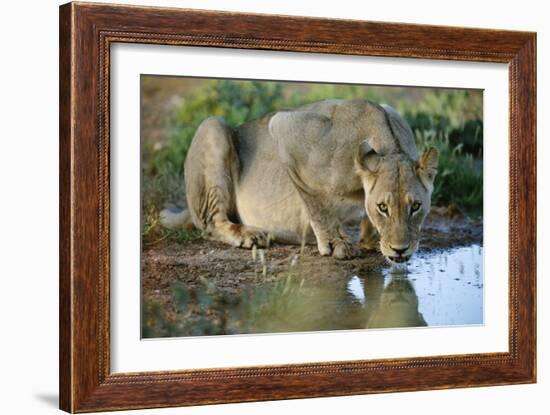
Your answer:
142,79 -> 483,244
142,204 -> 201,247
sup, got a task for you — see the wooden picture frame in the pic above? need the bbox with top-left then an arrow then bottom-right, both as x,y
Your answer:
59,2 -> 536,412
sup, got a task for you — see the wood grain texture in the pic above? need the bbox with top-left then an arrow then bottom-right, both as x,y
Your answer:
59,3 -> 73,411
59,2 -> 537,412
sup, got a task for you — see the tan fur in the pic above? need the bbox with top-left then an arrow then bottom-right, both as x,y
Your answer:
162,99 -> 438,261
355,150 -> 438,262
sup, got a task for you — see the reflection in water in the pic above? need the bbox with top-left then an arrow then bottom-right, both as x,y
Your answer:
143,245 -> 483,337
366,276 -> 427,329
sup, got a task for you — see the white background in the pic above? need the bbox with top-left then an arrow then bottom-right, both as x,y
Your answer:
111,45 -> 509,372
0,0 -> 547,414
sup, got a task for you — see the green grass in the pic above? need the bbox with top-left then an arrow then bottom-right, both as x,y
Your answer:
142,79 -> 483,243
142,205 -> 202,246
415,130 -> 483,216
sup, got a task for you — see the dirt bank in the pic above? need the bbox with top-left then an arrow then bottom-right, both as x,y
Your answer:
142,207 -> 482,314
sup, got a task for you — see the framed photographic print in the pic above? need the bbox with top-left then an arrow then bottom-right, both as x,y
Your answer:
59,2 -> 536,412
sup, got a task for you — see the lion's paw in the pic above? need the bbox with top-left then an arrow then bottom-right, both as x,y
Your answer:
332,239 -> 362,260
317,238 -> 361,260
230,224 -> 271,249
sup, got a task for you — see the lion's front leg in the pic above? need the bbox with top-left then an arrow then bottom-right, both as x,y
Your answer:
278,162 -> 361,259
311,220 -> 360,260
270,110 -> 363,259
294,191 -> 360,260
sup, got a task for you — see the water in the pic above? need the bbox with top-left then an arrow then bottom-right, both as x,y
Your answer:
144,245 -> 483,337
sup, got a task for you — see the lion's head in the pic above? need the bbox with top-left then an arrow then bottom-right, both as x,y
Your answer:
356,146 -> 438,264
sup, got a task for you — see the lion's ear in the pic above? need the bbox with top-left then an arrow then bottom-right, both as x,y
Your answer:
355,140 -> 381,174
417,147 -> 439,191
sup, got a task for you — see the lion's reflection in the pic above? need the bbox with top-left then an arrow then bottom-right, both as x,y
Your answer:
362,273 -> 427,329
166,266 -> 428,335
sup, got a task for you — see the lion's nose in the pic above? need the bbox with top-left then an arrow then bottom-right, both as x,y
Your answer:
390,244 -> 409,256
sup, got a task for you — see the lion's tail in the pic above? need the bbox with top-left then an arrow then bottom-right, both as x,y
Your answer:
159,207 -> 195,231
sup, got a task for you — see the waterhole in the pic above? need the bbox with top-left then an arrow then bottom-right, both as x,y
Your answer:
143,245 -> 483,337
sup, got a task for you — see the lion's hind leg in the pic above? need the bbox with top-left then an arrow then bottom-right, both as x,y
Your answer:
184,117 -> 270,249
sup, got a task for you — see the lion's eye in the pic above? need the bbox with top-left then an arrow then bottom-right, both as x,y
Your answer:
411,202 -> 422,213
377,203 -> 388,214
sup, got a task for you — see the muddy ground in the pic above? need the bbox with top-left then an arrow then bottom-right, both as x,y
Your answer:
142,206 -> 482,320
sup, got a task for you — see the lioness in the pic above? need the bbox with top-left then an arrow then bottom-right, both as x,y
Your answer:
160,99 -> 438,263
